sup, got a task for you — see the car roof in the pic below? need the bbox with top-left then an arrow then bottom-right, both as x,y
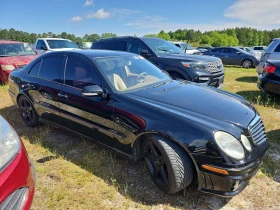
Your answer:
38,38 -> 69,40
0,40 -> 24,44
47,49 -> 136,58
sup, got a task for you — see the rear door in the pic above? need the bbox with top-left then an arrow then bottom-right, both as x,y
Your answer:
27,55 -> 65,123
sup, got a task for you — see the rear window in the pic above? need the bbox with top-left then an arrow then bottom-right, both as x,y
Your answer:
254,47 -> 264,50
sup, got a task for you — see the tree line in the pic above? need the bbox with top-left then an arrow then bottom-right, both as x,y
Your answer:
0,27 -> 279,47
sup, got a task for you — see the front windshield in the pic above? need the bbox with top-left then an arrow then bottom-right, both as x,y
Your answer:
47,40 -> 78,49
141,38 -> 184,55
238,48 -> 250,54
94,55 -> 170,93
0,43 -> 36,56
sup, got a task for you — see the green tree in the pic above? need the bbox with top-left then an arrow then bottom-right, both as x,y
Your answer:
101,33 -> 116,38
158,30 -> 170,40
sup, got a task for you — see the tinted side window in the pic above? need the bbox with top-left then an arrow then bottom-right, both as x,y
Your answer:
91,41 -> 105,49
64,56 -> 99,89
36,40 -> 47,50
108,41 -> 126,51
274,44 -> 280,52
127,40 -> 149,54
39,56 -> 64,82
29,60 -> 41,77
254,47 -> 263,50
231,49 -> 238,54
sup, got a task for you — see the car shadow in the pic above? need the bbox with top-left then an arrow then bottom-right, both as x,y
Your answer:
235,90 -> 280,107
235,76 -> 257,83
0,105 -> 230,209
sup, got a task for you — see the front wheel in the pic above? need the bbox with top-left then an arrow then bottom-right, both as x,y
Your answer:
18,95 -> 39,127
242,59 -> 253,68
143,136 -> 194,194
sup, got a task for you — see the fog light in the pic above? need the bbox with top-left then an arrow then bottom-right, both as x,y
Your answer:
199,77 -> 210,81
232,180 -> 240,191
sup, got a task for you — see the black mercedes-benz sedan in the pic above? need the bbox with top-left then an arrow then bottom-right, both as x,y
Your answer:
258,60 -> 280,95
8,50 -> 269,197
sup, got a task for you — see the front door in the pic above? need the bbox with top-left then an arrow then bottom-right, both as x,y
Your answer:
57,55 -> 126,152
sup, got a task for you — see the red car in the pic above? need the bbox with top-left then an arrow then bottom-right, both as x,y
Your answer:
0,116 -> 36,209
0,40 -> 37,85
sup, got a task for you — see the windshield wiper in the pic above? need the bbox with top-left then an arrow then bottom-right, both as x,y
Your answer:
157,49 -> 180,54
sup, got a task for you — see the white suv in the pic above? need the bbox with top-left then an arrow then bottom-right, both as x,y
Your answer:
171,41 -> 201,55
256,39 -> 280,74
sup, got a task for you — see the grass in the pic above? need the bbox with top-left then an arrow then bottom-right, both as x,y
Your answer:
0,67 -> 280,209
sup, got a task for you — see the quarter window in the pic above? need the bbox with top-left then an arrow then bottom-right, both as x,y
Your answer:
64,56 -> 99,89
274,44 -> 280,52
29,60 -> 41,77
39,56 -> 64,82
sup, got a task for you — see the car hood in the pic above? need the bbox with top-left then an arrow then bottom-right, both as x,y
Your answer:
126,81 -> 256,132
0,55 -> 37,66
158,53 -> 221,62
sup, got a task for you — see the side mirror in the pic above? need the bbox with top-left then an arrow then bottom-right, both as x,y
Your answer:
236,51 -> 241,55
41,46 -> 47,50
82,85 -> 104,97
140,50 -> 151,57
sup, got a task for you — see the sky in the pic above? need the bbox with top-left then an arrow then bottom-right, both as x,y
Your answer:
1,0 -> 280,37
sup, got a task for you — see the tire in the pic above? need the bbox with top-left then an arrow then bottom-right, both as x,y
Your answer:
143,136 -> 194,194
242,59 -> 253,68
18,95 -> 39,127
169,72 -> 185,81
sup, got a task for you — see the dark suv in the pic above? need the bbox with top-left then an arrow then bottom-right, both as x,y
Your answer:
91,37 -> 224,88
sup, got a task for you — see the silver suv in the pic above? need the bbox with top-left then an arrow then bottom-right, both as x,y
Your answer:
256,39 -> 280,74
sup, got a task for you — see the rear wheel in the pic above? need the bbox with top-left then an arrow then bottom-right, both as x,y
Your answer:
18,95 -> 39,127
143,136 -> 194,194
242,59 -> 253,68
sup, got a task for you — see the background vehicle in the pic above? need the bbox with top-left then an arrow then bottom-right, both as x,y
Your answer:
76,42 -> 92,49
258,60 -> 280,94
170,41 -> 201,54
250,46 -> 267,54
238,46 -> 262,56
0,116 -> 36,210
203,47 -> 260,68
8,50 -> 269,197
197,46 -> 212,51
91,37 -> 224,88
33,38 -> 79,55
0,40 -> 37,85
257,38 -> 280,74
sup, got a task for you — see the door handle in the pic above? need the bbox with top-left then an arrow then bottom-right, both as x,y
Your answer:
58,93 -> 68,99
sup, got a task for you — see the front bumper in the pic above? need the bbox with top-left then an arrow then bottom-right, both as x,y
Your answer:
196,142 -> 269,197
0,70 -> 12,83
0,141 -> 36,210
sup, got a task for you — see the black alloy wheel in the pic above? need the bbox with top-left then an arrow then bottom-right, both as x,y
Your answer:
18,95 -> 39,127
143,137 -> 194,194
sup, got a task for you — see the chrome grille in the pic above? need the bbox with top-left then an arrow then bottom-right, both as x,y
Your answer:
206,61 -> 223,73
0,188 -> 28,210
17,64 -> 27,68
248,115 -> 267,146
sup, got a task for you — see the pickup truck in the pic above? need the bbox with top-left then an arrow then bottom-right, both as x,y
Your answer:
33,38 -> 79,55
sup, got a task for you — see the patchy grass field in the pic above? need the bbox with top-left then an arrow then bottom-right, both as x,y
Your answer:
0,67 -> 280,210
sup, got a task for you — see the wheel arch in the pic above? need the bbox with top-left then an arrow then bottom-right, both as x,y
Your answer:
162,66 -> 191,81
132,132 -> 199,176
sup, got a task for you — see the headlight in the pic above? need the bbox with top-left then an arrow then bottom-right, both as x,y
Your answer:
1,64 -> 15,71
0,116 -> 20,169
241,135 -> 252,152
181,62 -> 208,70
214,131 -> 245,160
